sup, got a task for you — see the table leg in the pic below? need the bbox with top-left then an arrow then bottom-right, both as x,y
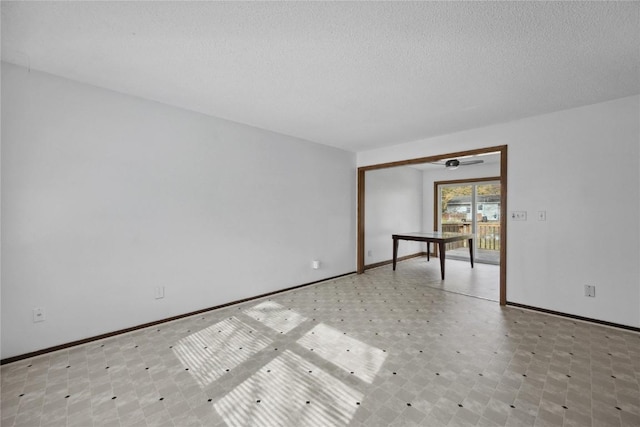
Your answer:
426,242 -> 430,261
468,238 -> 474,268
392,238 -> 399,270
438,241 -> 446,280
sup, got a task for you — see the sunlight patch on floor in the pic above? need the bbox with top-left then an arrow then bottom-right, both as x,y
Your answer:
297,323 -> 387,384
172,316 -> 271,388
214,350 -> 362,427
243,301 -> 307,334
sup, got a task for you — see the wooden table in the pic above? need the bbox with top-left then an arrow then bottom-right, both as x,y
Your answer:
392,232 -> 474,280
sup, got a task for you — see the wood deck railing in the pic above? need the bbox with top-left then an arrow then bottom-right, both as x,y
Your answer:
442,223 -> 500,251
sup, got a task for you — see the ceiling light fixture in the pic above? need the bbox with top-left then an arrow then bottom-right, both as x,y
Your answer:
445,159 -> 460,170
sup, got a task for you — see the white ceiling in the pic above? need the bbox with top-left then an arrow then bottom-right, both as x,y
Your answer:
2,1 -> 639,153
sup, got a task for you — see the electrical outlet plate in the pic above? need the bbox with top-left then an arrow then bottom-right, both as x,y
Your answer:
537,211 -> 546,221
33,308 -> 45,322
584,285 -> 596,297
154,286 -> 165,299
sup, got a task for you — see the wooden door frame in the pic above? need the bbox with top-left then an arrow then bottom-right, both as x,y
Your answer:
356,145 -> 508,305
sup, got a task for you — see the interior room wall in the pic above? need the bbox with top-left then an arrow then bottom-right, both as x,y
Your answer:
1,63 -> 357,359
358,95 -> 640,328
421,163 -> 501,233
364,167 -> 423,265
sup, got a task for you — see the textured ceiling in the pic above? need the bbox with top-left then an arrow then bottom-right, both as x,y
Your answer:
2,1 -> 639,152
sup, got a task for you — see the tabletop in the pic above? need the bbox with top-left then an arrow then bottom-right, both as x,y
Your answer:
392,231 -> 474,240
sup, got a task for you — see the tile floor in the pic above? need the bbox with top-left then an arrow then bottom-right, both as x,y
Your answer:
2,259 -> 639,426
398,256 -> 500,301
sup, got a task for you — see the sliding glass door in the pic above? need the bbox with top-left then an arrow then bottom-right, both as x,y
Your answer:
437,180 -> 501,264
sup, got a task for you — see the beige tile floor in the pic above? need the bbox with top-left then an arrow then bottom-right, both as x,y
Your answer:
398,256 -> 500,301
2,259 -> 639,426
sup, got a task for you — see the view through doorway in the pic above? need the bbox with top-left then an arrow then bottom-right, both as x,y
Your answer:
357,145 -> 507,305
435,179 -> 501,265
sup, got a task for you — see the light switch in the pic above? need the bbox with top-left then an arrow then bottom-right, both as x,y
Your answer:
511,211 -> 527,221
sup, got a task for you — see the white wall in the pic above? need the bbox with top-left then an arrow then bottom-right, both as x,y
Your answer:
421,162 -> 501,232
365,167 -> 423,265
359,96 -> 640,328
1,63 -> 357,359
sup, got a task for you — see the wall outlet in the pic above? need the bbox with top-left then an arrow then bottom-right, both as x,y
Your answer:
584,285 -> 596,297
154,286 -> 165,299
33,308 -> 45,323
367,250 -> 372,257
312,260 -> 320,269
511,211 -> 527,221
537,211 -> 546,221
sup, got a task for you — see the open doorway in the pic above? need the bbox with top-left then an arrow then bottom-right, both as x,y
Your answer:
357,145 -> 507,305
